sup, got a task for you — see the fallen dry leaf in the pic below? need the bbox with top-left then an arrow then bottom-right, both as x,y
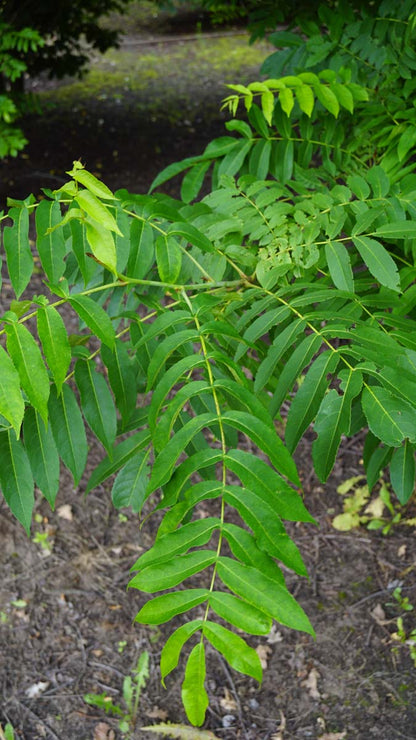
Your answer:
398,544 -> 407,558
267,625 -> 283,645
57,504 -> 73,521
271,710 -> 286,739
220,687 -> 237,713
25,681 -> 49,698
302,667 -> 320,700
93,722 -> 115,740
319,733 -> 346,739
370,603 -> 387,625
141,723 -> 221,739
256,644 -> 272,669
145,706 -> 169,720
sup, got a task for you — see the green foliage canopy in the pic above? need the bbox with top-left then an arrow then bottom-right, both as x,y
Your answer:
1,0 -> 416,727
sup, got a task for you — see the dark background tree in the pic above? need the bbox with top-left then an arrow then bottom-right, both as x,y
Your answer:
0,0 -> 133,81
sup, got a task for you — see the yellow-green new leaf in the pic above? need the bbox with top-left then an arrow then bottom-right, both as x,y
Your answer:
76,189 -> 121,234
85,219 -> 117,274
67,166 -> 117,200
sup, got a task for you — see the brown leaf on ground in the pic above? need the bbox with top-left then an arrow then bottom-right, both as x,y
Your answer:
220,687 -> 238,712
319,733 -> 347,739
93,722 -> 116,740
256,644 -> 272,669
302,667 -> 320,700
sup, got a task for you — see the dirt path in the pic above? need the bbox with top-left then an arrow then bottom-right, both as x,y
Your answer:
1,20 -> 416,740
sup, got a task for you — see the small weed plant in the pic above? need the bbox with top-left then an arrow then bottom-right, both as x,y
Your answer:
84,651 -> 150,736
1,0 -> 416,727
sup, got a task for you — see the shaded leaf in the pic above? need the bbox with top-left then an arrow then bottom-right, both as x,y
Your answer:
48,384 -> 87,485
111,450 -> 150,512
0,429 -> 34,534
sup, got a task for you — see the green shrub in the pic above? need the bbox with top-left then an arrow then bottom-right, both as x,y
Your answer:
1,0 -> 416,727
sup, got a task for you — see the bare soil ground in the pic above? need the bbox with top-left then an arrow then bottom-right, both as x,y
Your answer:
1,8 -> 416,740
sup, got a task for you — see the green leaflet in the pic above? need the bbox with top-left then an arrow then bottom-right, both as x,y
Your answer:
167,222 -> 214,253
286,350 -> 340,453
160,620 -> 203,685
126,219 -> 154,279
202,621 -> 262,682
48,384 -> 88,485
249,139 -> 272,179
314,82 -> 339,116
212,379 -> 273,429
389,441 -> 416,505
134,310 -> 192,350
3,206 -> 33,298
218,139 -> 253,177
148,354 -> 206,432
181,160 -> 212,203
67,165 -> 117,200
111,450 -> 151,513
225,448 -> 312,520
75,360 -> 117,453
128,550 -> 217,593
324,241 -> 354,292
269,333 -> 322,417
209,591 -> 272,636
146,329 -> 200,392
6,320 -> 50,423
235,305 -> 290,362
69,294 -> 115,348
131,518 -> 220,571
76,189 -> 122,235
217,556 -> 314,636
148,413 -> 218,493
312,370 -> 363,482
0,429 -> 34,534
70,219 -> 98,286
37,305 -> 71,393
135,589 -> 209,625
254,318 -> 306,393
155,235 -> 182,284
361,386 -> 416,447
85,219 -> 117,274
352,236 -> 400,292
222,410 -> 298,484
222,522 -> 285,584
374,221 -> 416,239
181,643 -> 209,727
101,341 -> 137,427
161,449 -> 224,507
223,485 -> 307,575
0,344 -> 24,436
23,408 -> 60,508
153,381 -> 212,451
35,200 -> 66,284
85,430 -> 151,494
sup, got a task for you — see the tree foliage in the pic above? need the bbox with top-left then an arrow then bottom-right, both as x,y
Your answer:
1,0 -> 416,727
